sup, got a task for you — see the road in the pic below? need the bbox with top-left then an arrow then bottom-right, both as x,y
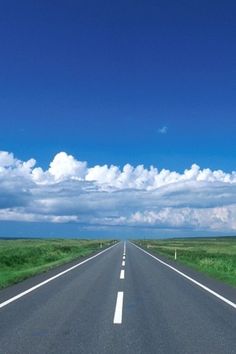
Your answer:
0,241 -> 236,354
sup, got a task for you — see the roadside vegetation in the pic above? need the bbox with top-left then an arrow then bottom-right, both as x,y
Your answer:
0,239 -> 115,289
135,237 -> 236,287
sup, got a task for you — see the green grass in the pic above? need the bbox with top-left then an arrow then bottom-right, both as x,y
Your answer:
135,237 -> 236,287
0,239 -> 115,289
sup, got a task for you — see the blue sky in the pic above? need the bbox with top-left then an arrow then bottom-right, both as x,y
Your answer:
0,1 -> 236,238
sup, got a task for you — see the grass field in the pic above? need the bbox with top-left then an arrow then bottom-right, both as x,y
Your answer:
0,239 -> 114,289
136,237 -> 236,287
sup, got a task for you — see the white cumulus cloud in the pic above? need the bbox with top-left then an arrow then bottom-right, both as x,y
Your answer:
49,152 -> 87,181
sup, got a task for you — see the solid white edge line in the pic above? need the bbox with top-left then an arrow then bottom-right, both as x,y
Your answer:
122,261 -> 125,266
131,242 -> 236,310
0,242 -> 119,310
113,291 -> 124,324
120,269 -> 125,279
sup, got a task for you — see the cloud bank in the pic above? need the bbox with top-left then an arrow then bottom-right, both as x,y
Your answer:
0,150 -> 236,234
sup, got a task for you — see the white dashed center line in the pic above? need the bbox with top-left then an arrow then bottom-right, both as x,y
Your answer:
113,292 -> 124,324
113,242 -> 126,325
120,269 -> 125,279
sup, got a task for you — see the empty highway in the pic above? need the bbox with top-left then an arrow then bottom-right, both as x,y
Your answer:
0,241 -> 235,354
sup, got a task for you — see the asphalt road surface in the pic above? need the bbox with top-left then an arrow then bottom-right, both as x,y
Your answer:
0,241 -> 236,354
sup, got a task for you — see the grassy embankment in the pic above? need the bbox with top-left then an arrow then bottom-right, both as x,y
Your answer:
0,239 -> 115,289
135,237 -> 236,287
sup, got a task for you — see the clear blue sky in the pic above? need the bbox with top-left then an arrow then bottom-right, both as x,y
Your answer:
1,0 -> 235,171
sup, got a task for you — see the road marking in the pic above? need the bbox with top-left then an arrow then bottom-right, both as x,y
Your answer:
131,243 -> 236,310
0,242 -> 119,310
123,241 -> 126,255
113,291 -> 124,324
120,269 -> 125,279
123,255 -> 125,260
122,260 -> 125,266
